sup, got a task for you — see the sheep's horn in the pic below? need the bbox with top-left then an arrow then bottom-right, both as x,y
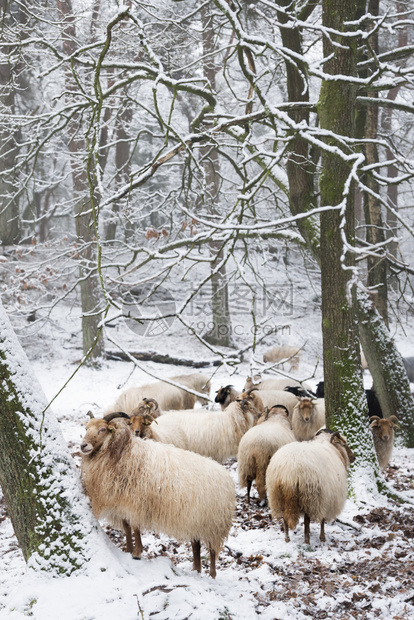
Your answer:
271,404 -> 289,416
330,431 -> 342,444
389,415 -> 399,423
245,387 -> 259,395
103,412 -> 130,422
369,415 -> 381,422
143,397 -> 159,406
86,411 -> 95,419
142,413 -> 158,424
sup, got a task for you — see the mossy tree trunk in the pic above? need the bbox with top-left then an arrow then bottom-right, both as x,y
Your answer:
318,0 -> 380,477
0,299 -> 97,573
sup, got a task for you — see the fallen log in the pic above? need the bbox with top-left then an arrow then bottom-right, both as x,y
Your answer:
105,349 -> 221,367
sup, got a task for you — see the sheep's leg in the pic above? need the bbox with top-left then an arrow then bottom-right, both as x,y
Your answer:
320,519 -> 326,543
122,519 -> 133,554
191,540 -> 201,573
209,546 -> 217,579
247,479 -> 252,505
304,513 -> 311,544
283,518 -> 290,542
132,528 -> 143,560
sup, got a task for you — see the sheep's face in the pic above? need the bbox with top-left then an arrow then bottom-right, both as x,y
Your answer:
298,398 -> 314,422
80,419 -> 112,455
215,385 -> 235,408
370,417 -> 398,442
129,415 -> 153,438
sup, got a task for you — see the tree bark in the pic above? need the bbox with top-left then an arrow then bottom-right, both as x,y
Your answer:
0,0 -> 21,245
57,0 -> 105,364
200,5 -> 234,347
318,0 -> 380,473
0,298 -> 96,573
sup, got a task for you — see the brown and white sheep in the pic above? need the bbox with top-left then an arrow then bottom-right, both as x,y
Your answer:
370,415 -> 400,470
215,385 -> 298,418
130,397 -> 261,463
263,345 -> 301,372
104,372 -> 211,416
129,400 -> 189,450
291,397 -> 326,441
266,429 -> 355,544
237,406 -> 295,503
80,417 -> 235,578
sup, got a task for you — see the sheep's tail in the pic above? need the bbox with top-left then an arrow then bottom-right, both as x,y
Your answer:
282,482 -> 301,530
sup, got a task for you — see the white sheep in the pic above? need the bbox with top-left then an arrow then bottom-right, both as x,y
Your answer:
244,375 -> 311,392
80,417 -> 235,577
370,415 -> 400,470
266,429 -> 355,544
291,397 -> 326,441
135,397 -> 261,463
237,405 -> 295,503
104,372 -> 210,416
263,345 -> 301,372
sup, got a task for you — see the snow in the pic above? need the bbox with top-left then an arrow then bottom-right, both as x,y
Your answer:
1,276 -> 414,619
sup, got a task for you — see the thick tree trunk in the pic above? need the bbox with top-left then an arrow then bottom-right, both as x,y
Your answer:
318,0 -> 379,477
0,299 -> 96,573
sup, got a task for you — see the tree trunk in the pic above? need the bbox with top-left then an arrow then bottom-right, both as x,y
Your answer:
57,0 -> 104,364
0,299 -> 97,573
276,0 -> 319,257
0,0 -> 20,245
200,6 -> 233,347
318,0 -> 379,476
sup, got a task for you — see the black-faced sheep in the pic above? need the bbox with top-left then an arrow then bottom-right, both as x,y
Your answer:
263,345 -> 300,372
237,405 -> 295,504
370,415 -> 400,470
266,429 -> 355,544
104,372 -> 211,416
215,385 -> 239,409
130,397 -> 261,463
216,385 -> 299,418
291,397 -> 326,441
80,417 -> 235,578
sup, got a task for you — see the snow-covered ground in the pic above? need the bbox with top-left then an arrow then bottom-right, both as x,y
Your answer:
1,253 -> 414,619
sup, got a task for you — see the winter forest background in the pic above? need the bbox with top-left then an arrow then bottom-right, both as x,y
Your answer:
1,0 -> 414,618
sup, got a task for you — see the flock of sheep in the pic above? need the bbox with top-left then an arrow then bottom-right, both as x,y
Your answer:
79,360 -> 400,578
